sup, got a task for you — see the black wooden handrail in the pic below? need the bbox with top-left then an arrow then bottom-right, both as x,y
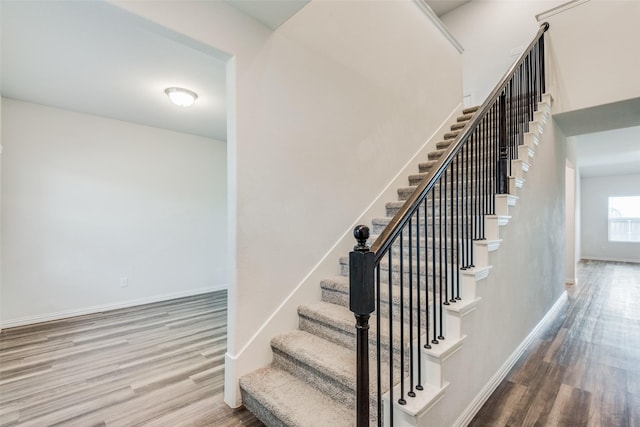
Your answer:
371,22 -> 549,261
349,22 -> 550,427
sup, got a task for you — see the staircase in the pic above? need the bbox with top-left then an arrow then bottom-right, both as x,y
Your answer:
239,94 -> 552,426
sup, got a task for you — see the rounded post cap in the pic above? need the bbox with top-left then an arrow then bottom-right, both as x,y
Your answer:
353,225 -> 370,251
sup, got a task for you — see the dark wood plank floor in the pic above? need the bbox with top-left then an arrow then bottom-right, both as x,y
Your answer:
0,291 -> 263,426
470,260 -> 640,427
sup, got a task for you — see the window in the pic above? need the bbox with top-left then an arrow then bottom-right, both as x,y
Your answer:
608,196 -> 640,242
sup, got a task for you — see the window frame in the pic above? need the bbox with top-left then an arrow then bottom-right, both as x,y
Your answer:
608,196 -> 640,243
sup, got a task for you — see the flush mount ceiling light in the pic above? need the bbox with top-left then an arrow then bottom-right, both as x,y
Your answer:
165,87 -> 198,107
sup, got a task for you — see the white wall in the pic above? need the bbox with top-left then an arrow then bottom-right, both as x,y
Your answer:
545,0 -> 640,114
565,137 -> 582,283
1,98 -> 228,326
110,0 -> 464,406
565,161 -> 576,283
575,166 -> 582,270
440,0 -> 566,106
581,173 -> 640,263
0,35 -> 3,330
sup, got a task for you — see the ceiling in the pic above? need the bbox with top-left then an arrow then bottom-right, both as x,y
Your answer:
555,98 -> 640,177
426,0 -> 472,17
573,126 -> 640,178
1,0 -> 228,141
2,0 -> 637,179
0,0 -> 465,143
224,0 -> 311,29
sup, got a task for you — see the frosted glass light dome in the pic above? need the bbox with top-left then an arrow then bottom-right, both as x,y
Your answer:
165,87 -> 198,107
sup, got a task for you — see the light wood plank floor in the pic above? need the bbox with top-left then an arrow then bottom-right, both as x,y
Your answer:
0,291 -> 263,426
470,260 -> 640,427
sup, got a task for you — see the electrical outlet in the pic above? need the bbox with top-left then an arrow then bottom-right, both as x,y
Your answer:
120,277 -> 128,288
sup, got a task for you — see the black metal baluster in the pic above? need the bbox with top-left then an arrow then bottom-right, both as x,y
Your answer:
542,32 -> 547,94
388,248 -> 394,424
416,204 -> 424,390
512,79 -> 516,173
466,133 -> 472,267
408,216 -> 416,399
443,168 -> 449,307
481,115 -> 487,240
449,161 -> 456,303
455,151 -> 461,300
438,170 -> 445,341
424,197 -> 431,349
398,231 -> 406,405
376,264 -> 382,426
469,134 -> 474,246
460,142 -> 467,270
456,145 -> 461,272
532,42 -> 537,103
431,189 -> 438,345
520,58 -> 525,130
528,53 -> 533,123
494,101 -> 499,212
475,125 -> 480,242
498,93 -> 508,194
470,132 -> 476,266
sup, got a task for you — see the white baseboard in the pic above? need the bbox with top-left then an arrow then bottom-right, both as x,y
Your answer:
452,290 -> 569,427
0,284 -> 227,329
581,256 -> 640,264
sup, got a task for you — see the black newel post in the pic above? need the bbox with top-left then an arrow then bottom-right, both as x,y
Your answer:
349,225 -> 375,427
497,93 -> 509,194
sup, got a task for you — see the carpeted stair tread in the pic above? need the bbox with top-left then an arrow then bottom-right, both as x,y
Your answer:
457,113 -> 474,122
272,331 -> 396,398
338,256 -> 465,281
450,122 -> 466,131
436,140 -> 454,150
427,149 -> 447,160
321,275 -> 435,309
298,302 -> 410,349
463,106 -> 480,114
397,185 -> 418,200
419,160 -> 439,173
272,330 -> 356,386
240,366 -> 353,427
408,172 -> 498,186
298,301 -> 355,332
444,131 -> 460,140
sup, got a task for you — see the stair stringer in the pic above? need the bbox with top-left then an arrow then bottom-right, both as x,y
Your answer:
384,94 -> 569,427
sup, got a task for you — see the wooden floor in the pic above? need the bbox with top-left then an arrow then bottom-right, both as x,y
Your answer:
0,291 -> 263,426
470,260 -> 640,427
2,260 -> 638,426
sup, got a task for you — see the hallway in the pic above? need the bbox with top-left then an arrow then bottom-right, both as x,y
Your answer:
470,260 -> 640,426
